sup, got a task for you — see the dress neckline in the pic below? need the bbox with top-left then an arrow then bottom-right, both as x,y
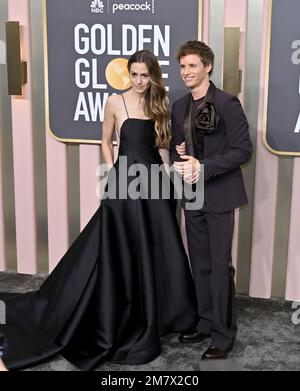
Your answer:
118,117 -> 153,136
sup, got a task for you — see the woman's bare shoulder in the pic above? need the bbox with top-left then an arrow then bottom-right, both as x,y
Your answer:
108,94 -> 124,104
106,94 -> 124,112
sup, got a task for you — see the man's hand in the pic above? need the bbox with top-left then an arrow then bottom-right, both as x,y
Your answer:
173,155 -> 201,184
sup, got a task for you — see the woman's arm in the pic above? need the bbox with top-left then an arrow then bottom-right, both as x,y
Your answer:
101,96 -> 116,168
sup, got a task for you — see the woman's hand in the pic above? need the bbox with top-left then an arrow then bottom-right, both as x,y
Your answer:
173,155 -> 201,184
176,141 -> 186,156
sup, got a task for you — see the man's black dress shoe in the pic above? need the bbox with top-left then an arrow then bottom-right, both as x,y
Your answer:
178,329 -> 211,343
201,344 -> 233,360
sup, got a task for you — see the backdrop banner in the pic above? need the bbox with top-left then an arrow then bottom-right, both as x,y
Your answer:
264,0 -> 300,155
45,0 -> 199,143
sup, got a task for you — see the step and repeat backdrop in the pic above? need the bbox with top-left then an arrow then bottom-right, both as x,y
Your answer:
265,0 -> 300,155
45,0 -> 199,142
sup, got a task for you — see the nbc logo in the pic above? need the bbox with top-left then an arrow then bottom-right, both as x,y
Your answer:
90,0 -> 104,13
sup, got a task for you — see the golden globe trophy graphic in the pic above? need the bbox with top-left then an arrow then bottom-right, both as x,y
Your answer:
105,58 -> 131,90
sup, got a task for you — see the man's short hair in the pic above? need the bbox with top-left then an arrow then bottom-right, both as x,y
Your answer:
176,41 -> 214,76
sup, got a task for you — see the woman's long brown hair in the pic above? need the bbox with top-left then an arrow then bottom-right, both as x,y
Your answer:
127,50 -> 170,148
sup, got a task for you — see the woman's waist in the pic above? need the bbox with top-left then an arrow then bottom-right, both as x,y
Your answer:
118,146 -> 161,159
119,139 -> 156,148
115,154 -> 163,165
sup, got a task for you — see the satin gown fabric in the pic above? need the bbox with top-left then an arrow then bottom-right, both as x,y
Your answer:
0,119 -> 198,370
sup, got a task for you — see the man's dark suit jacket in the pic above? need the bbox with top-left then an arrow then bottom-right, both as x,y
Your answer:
170,83 -> 253,213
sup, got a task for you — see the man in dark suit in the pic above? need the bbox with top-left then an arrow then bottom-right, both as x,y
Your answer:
170,41 -> 252,360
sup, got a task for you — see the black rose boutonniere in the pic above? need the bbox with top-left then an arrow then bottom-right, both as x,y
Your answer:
194,100 -> 219,136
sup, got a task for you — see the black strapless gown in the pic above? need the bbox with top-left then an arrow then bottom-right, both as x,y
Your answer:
0,119 -> 197,370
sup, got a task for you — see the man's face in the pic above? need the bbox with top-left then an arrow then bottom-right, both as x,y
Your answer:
179,54 -> 211,90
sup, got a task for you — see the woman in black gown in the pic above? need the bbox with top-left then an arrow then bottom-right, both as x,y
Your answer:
0,50 -> 197,370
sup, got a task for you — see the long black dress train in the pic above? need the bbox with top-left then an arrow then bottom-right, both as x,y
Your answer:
0,116 -> 198,370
